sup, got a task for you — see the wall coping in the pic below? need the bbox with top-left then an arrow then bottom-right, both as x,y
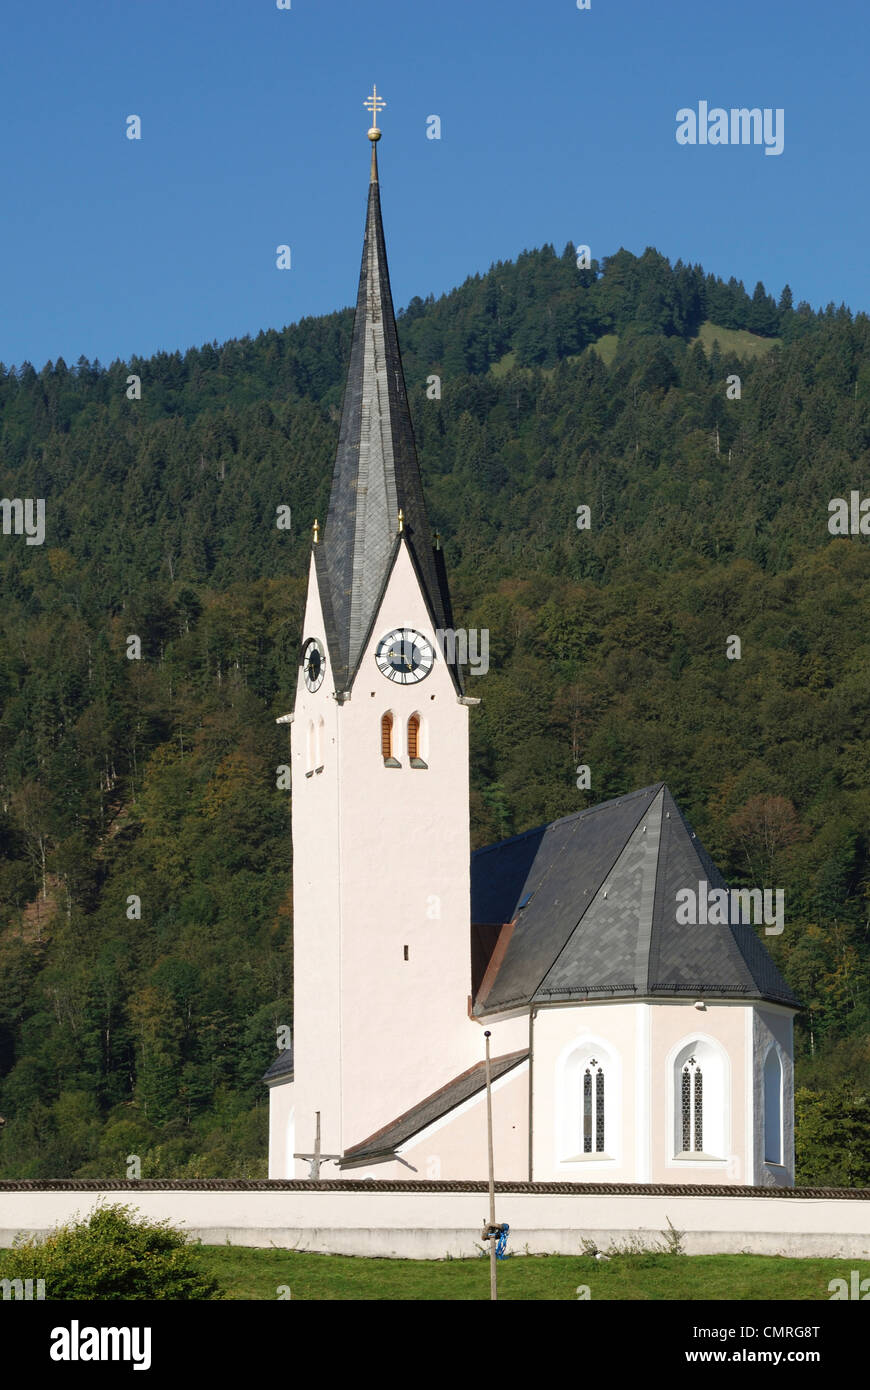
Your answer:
0,1180 -> 868,1198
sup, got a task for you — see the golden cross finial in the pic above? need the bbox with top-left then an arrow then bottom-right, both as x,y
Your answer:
312,517 -> 320,545
397,508 -> 405,534
365,84 -> 385,141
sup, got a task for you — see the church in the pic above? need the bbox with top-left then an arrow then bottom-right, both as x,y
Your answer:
264,94 -> 799,1187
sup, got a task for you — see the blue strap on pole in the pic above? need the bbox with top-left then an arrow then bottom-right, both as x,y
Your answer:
496,1223 -> 510,1260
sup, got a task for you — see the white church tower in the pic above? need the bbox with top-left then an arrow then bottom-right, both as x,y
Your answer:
265,94 -> 799,1188
269,95 -> 481,1175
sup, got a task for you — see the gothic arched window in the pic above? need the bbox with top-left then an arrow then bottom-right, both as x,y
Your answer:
681,1057 -> 703,1153
582,1059 -> 606,1154
557,1038 -> 618,1165
672,1037 -> 727,1159
763,1047 -> 783,1164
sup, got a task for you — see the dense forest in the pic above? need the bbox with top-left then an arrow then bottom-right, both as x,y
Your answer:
1,244 -> 869,1183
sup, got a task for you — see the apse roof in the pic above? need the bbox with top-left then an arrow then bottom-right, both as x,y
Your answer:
472,784 -> 800,1014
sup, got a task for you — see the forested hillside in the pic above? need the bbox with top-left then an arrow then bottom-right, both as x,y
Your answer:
1,245 -> 869,1182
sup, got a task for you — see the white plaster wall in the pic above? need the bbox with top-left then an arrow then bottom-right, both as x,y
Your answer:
527,999 -> 788,1185
531,1003 -> 640,1181
652,1001 -> 748,1185
288,543 -> 483,1170
267,1081 -> 295,1179
3,1188 -> 868,1261
290,556 -> 342,1172
333,543 -> 482,1148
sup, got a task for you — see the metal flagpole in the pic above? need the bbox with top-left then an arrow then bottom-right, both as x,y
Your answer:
484,1030 -> 497,1301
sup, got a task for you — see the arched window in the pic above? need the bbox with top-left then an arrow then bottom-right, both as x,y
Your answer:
582,1059 -> 606,1154
556,1038 -> 618,1164
681,1057 -> 703,1153
305,720 -> 315,777
408,713 -> 427,768
381,713 -> 399,767
763,1048 -> 783,1164
672,1037 -> 728,1159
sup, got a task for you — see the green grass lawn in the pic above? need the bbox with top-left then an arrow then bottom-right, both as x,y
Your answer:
197,1246 -> 867,1301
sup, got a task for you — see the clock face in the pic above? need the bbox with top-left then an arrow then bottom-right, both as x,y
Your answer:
375,628 -> 434,684
301,637 -> 325,692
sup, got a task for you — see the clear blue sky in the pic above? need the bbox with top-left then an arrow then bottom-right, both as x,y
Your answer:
1,0 -> 866,370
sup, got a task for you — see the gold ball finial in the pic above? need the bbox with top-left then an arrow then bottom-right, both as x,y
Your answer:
364,85 -> 385,142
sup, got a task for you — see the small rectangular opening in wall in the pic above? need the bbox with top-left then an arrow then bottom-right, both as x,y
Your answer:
403,945 -> 409,961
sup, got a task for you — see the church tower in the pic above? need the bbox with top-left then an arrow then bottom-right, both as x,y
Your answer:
266,93 -> 797,1188
285,94 -> 480,1171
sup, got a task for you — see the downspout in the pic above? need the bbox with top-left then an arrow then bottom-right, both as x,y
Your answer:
528,1006 -> 536,1181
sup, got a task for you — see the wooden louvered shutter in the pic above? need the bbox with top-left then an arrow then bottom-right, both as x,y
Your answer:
408,714 -> 420,761
381,713 -> 393,759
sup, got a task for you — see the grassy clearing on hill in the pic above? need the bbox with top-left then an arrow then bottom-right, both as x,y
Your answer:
490,322 -> 775,377
692,320 -> 779,358
585,332 -> 620,365
195,1247 -> 867,1301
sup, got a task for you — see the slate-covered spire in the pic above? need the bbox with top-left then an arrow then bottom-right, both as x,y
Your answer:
316,98 -> 455,693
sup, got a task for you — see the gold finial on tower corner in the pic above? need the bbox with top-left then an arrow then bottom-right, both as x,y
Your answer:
312,517 -> 320,545
397,508 -> 405,535
364,84 -> 386,142
434,530 -> 441,551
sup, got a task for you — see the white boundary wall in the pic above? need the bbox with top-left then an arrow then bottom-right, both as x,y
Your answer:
1,1187 -> 869,1259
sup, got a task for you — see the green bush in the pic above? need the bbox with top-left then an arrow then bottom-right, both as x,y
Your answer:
0,1203 -> 224,1300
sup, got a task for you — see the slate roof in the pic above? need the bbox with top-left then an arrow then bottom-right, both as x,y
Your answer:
341,1050 -> 529,1165
472,784 -> 800,1014
262,1048 -> 294,1084
317,141 -> 458,694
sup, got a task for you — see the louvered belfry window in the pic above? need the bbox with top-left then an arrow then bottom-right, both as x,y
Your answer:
381,712 -> 393,760
582,1060 -> 605,1154
682,1058 -> 703,1153
408,713 -> 420,761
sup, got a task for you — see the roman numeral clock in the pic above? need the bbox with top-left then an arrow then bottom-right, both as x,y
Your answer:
374,628 -> 434,684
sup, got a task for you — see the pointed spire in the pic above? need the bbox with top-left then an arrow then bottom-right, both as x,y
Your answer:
317,93 -> 456,693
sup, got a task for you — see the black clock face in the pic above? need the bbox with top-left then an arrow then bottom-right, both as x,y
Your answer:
375,628 -> 434,684
302,637 -> 325,692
